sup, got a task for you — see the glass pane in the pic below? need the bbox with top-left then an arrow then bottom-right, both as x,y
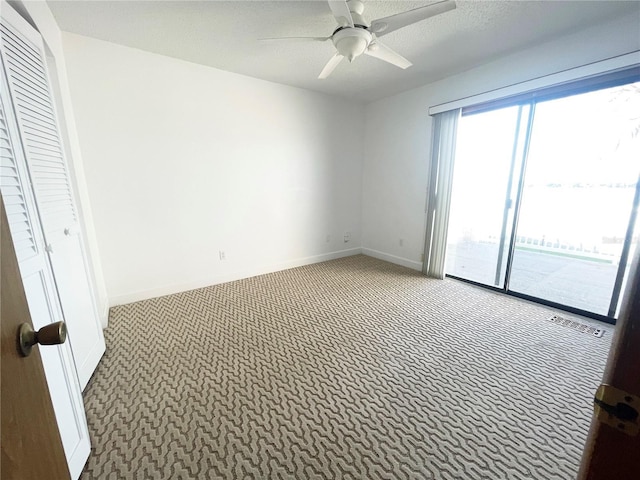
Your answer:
446,106 -> 525,286
509,83 -> 640,315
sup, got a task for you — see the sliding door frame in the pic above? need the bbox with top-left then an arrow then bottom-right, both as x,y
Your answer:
607,174 -> 640,317
493,105 -> 529,286
502,104 -> 535,292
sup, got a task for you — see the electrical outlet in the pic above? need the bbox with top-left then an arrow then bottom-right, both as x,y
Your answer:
219,250 -> 226,260
399,238 -> 404,247
344,232 -> 351,243
326,234 -> 331,243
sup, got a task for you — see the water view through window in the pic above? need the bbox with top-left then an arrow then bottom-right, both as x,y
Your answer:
446,80 -> 640,318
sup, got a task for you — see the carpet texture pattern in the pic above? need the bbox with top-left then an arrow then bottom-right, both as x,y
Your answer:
81,255 -> 611,479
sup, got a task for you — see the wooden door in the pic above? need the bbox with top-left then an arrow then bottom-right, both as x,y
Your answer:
0,2 -> 105,389
577,249 -> 640,478
1,198 -> 70,480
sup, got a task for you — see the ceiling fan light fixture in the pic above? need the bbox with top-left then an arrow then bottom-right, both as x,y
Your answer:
332,28 -> 372,62
336,37 -> 367,61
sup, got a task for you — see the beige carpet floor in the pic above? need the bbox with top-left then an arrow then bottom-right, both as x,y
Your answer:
80,255 -> 611,479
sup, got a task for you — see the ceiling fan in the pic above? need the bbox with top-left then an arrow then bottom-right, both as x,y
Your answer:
262,0 -> 456,79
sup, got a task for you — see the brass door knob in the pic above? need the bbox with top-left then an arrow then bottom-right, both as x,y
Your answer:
18,321 -> 67,357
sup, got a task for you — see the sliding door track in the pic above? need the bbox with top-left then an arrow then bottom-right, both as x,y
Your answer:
445,274 -> 616,325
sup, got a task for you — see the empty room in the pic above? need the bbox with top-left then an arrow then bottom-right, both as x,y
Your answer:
1,1 -> 639,479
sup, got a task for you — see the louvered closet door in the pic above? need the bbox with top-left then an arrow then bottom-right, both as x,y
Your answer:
1,56 -> 90,479
1,5 -> 105,389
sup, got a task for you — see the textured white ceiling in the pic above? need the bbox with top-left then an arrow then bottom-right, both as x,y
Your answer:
47,0 -> 640,102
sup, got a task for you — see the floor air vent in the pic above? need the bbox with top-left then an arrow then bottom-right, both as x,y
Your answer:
548,315 -> 605,338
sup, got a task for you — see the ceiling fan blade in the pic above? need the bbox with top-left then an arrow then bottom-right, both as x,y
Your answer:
370,0 -> 456,37
328,0 -> 354,27
318,53 -> 344,79
259,36 -> 330,42
365,41 -> 412,69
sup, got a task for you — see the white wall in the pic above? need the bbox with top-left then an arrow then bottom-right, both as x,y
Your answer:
11,0 -> 110,326
61,33 -> 364,305
362,14 -> 640,271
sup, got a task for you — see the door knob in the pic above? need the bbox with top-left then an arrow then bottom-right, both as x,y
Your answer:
18,321 -> 67,357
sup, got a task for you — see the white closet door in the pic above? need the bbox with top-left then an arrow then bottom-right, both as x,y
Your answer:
0,5 -> 105,389
1,63 -> 90,480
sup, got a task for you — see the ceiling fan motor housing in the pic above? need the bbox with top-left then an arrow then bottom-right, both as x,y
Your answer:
347,0 -> 367,26
332,28 -> 372,62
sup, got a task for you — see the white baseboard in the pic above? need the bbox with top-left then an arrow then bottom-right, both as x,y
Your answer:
361,248 -> 423,271
109,248 -> 363,307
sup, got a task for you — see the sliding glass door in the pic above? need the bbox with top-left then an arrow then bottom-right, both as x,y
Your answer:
446,105 -> 530,287
444,78 -> 640,320
509,85 -> 640,316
